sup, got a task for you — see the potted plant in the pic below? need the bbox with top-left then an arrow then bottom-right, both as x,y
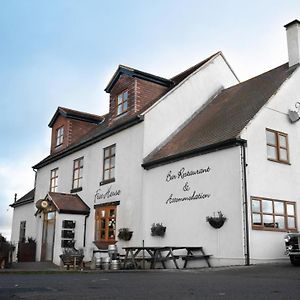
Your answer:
118,228 -> 133,241
151,223 -> 166,237
60,248 -> 84,270
0,234 -> 15,268
206,211 -> 227,229
17,237 -> 36,262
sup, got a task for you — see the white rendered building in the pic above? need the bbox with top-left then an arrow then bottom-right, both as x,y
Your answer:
11,20 -> 300,267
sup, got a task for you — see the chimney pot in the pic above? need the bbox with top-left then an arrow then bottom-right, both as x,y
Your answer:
284,19 -> 300,67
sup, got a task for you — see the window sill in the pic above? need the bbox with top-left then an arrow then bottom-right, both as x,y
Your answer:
100,178 -> 115,186
267,158 -> 291,165
252,226 -> 297,232
93,240 -> 117,250
70,187 -> 82,193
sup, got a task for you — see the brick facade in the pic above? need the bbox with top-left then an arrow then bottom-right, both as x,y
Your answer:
50,115 -> 97,154
108,74 -> 169,126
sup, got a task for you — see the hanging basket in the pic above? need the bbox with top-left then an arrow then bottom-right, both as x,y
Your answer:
118,228 -> 133,241
206,212 -> 227,229
151,223 -> 166,237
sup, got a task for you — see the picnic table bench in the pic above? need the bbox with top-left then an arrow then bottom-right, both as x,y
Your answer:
122,246 -> 211,269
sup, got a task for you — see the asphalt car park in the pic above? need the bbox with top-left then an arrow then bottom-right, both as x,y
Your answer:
0,263 -> 300,299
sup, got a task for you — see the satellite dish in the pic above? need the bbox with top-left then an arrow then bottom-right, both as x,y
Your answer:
288,109 -> 300,123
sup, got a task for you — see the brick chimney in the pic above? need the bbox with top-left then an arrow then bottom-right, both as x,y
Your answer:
284,20 -> 300,67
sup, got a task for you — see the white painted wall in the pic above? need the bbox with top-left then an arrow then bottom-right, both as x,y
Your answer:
142,147 -> 245,267
241,67 -> 300,262
142,54 -> 239,157
10,202 -> 37,261
34,122 -> 145,264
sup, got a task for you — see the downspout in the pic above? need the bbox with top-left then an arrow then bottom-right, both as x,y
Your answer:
83,214 -> 89,247
241,143 -> 250,266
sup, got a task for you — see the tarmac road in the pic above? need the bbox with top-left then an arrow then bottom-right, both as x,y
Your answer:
0,263 -> 300,299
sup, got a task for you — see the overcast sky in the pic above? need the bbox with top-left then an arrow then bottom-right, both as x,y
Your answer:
1,0 -> 300,240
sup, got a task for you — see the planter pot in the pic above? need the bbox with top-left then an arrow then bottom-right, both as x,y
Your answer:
118,231 -> 133,241
151,226 -> 166,237
18,243 -> 36,262
207,216 -> 227,229
60,254 -> 84,269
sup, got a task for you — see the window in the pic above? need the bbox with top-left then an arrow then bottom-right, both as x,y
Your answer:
19,221 -> 26,242
266,129 -> 289,163
251,197 -> 297,231
102,144 -> 115,182
116,90 -> 128,115
95,206 -> 116,242
56,126 -> 64,146
72,157 -> 83,190
50,168 -> 58,192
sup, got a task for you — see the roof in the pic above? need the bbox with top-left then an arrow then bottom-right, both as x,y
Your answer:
284,19 -> 300,28
48,106 -> 104,128
48,192 -> 90,215
34,53 -> 221,169
104,65 -> 173,93
143,63 -> 298,168
10,189 -> 35,208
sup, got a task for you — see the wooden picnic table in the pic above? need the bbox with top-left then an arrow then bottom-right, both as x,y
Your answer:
122,246 -> 211,269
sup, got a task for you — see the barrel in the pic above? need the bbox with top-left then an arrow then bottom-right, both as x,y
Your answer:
94,252 -> 101,268
101,257 -> 111,270
111,259 -> 120,270
108,244 -> 118,258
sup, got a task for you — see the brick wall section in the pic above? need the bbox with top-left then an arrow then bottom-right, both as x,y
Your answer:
108,74 -> 169,126
50,115 -> 97,154
108,74 -> 136,126
135,78 -> 169,112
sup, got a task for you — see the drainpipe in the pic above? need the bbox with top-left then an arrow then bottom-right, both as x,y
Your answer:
241,143 -> 250,266
83,214 -> 89,247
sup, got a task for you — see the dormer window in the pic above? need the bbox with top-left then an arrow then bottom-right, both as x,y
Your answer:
117,90 -> 128,116
56,126 -> 64,146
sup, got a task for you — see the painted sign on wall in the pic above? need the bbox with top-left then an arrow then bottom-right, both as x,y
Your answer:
94,185 -> 121,204
165,166 -> 211,204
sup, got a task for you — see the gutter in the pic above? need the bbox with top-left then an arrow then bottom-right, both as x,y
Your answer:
241,143 -> 250,266
142,138 -> 247,170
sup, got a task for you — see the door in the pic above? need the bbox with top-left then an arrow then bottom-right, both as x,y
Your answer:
41,211 -> 56,261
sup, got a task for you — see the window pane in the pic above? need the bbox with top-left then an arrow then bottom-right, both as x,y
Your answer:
252,213 -> 262,225
262,200 -> 273,213
263,214 -> 274,227
111,146 -> 115,156
117,94 -> 122,104
288,217 -> 296,228
267,145 -> 277,160
104,158 -> 110,170
274,216 -> 285,229
124,91 -> 128,100
110,167 -> 115,179
111,156 -> 115,168
74,169 -> 79,179
274,201 -> 284,214
279,135 -> 287,148
117,105 -> 123,115
287,204 -> 295,216
266,130 -> 276,145
104,148 -> 110,158
123,100 -> 128,111
104,170 -> 110,180
252,200 -> 261,213
279,149 -> 288,161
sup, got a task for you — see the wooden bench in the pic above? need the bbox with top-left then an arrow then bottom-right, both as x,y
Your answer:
181,254 -> 211,268
180,247 -> 211,268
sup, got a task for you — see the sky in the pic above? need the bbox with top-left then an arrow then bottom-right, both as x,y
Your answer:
1,0 -> 300,240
